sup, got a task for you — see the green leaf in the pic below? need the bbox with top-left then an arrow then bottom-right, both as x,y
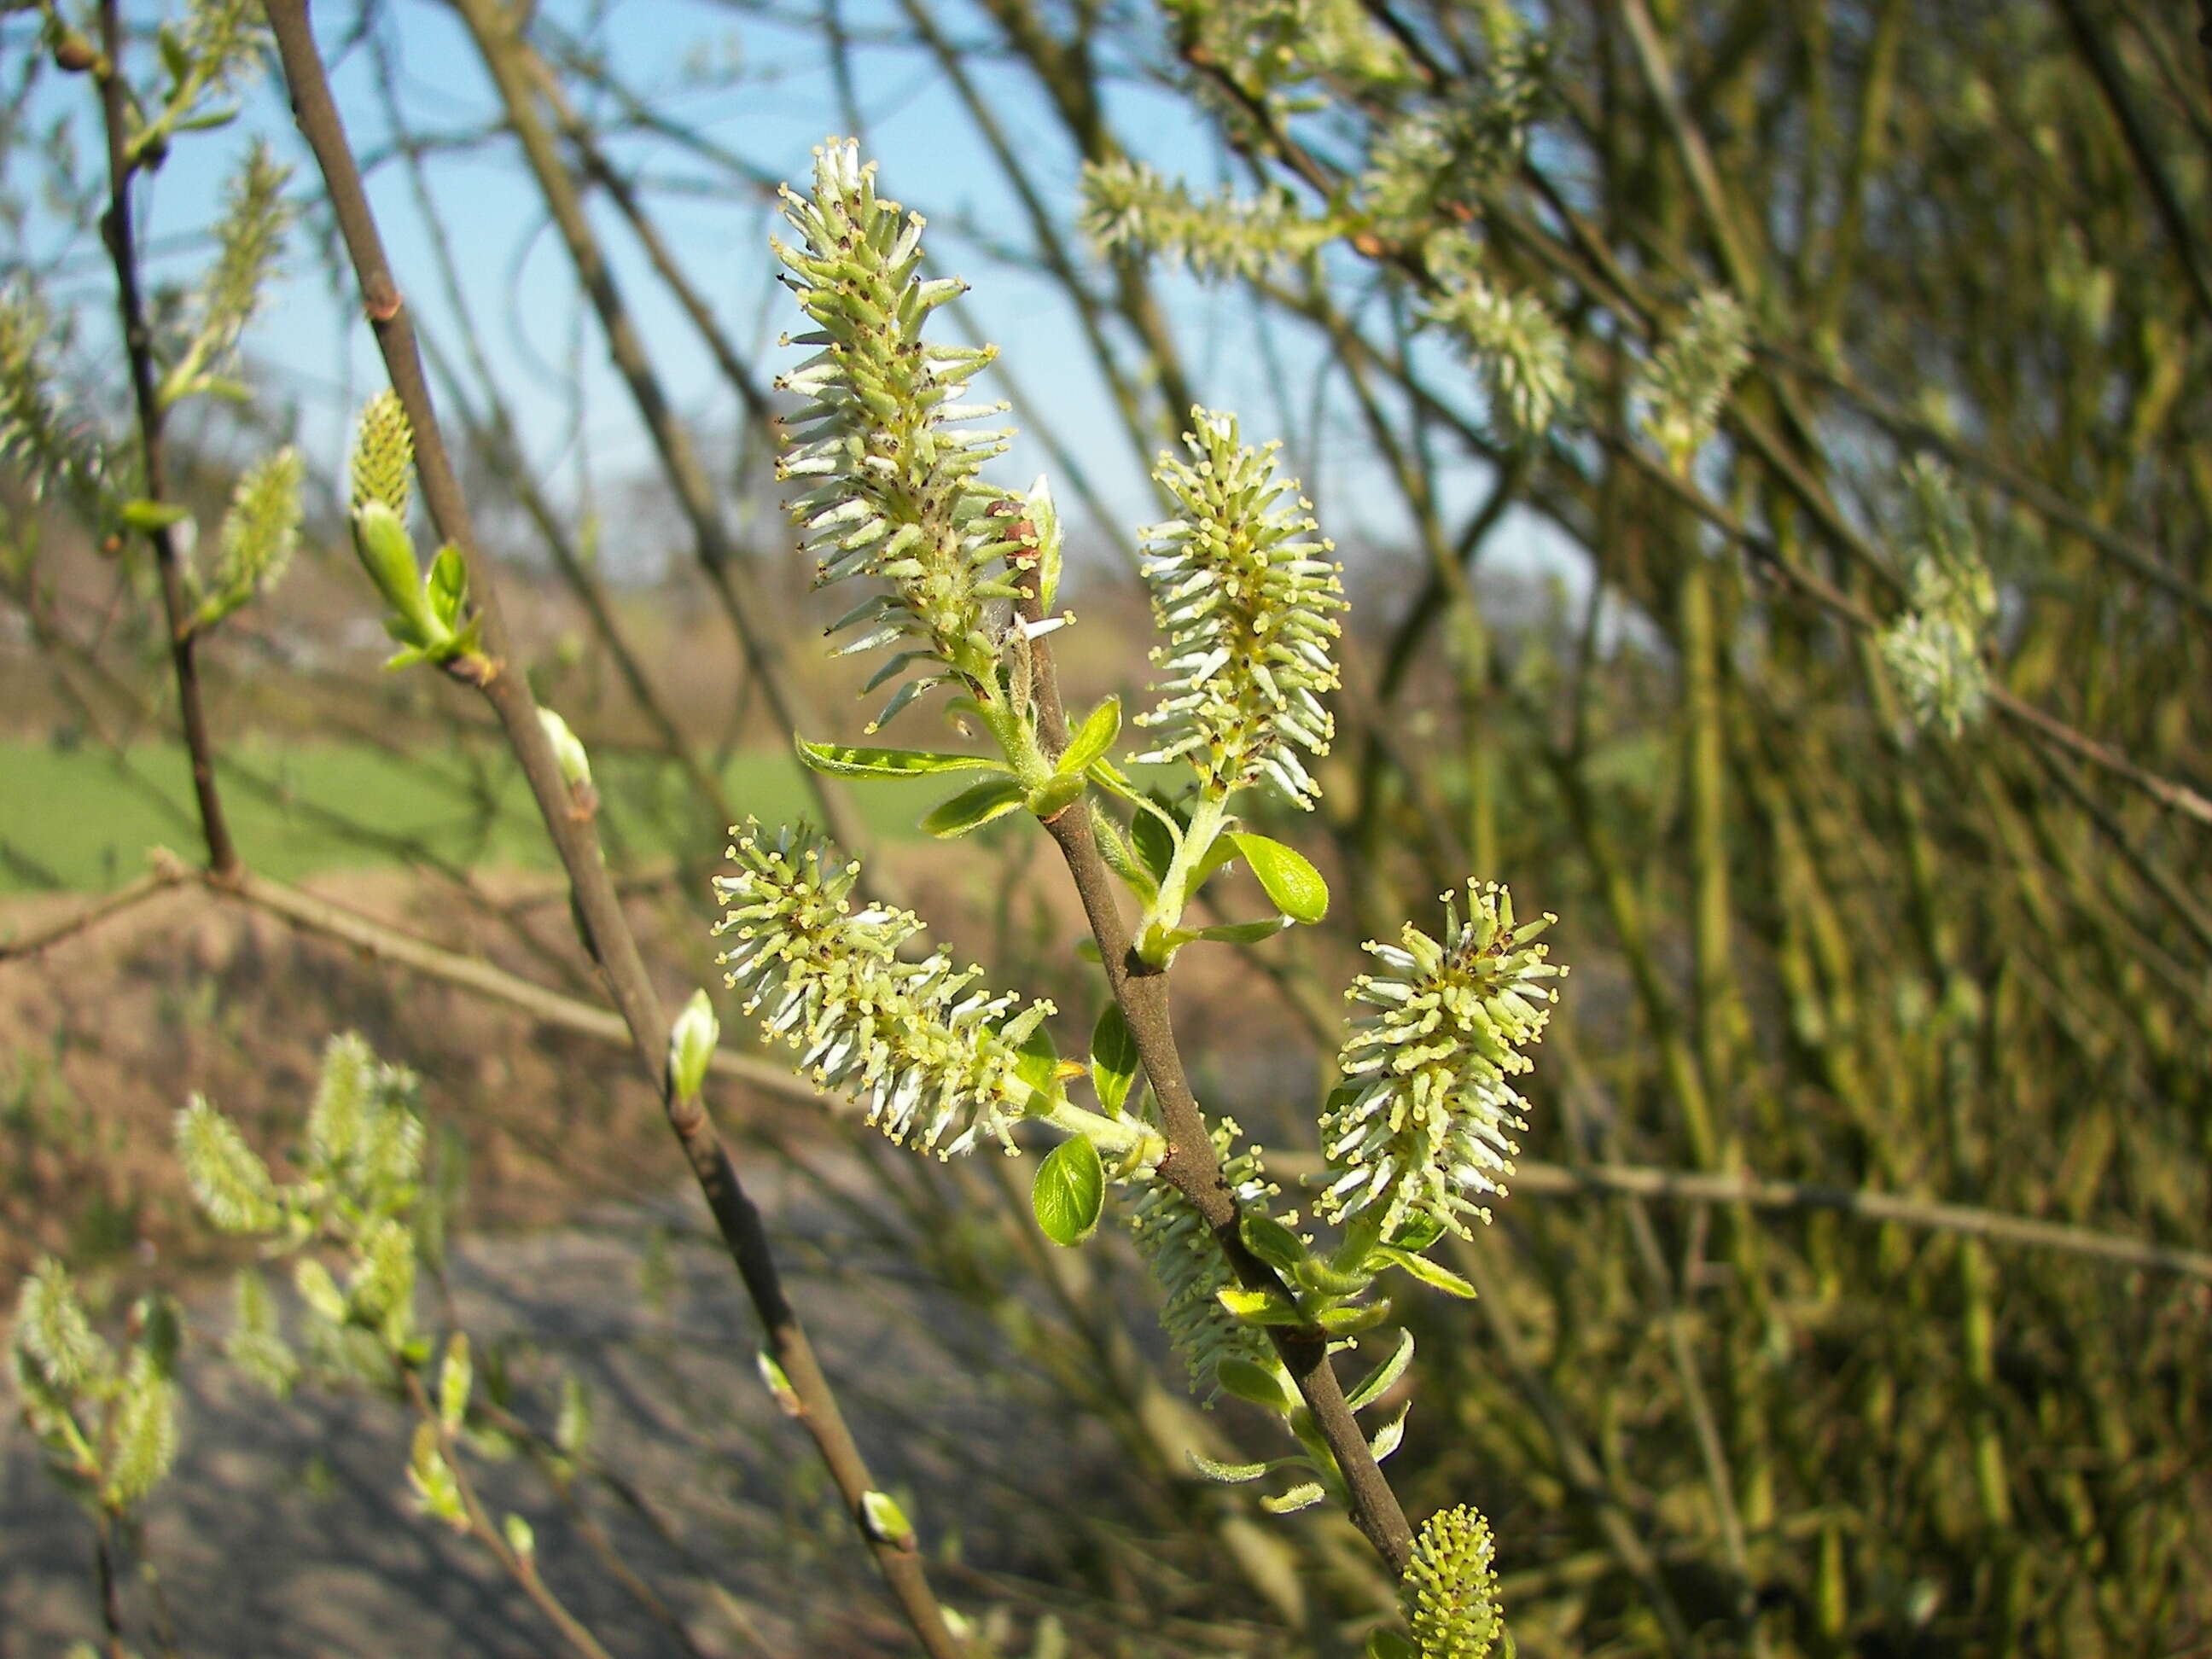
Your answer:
1132,803 -> 1179,883
1089,1003 -> 1139,1115
1345,1328 -> 1415,1411
1057,696 -> 1122,777
1317,1299 -> 1394,1335
919,777 -> 1028,837
1239,1211 -> 1307,1275
1368,1630 -> 1420,1659
796,736 -> 1009,780
1026,771 -> 1086,820
1188,1452 -> 1272,1483
119,498 -> 190,533
860,1489 -> 916,1547
1368,1401 -> 1410,1460
1031,1135 -> 1105,1247
1011,1017 -> 1062,1102
1190,917 -> 1295,946
1387,1214 -> 1448,1254
503,1512 -> 536,1559
1228,833 -> 1329,923
756,1351 -> 802,1417
294,1258 -> 346,1325
1374,1245 -> 1479,1299
439,1333 -> 471,1433
1260,1482 -> 1328,1514
1216,1357 -> 1298,1416
1091,812 -> 1159,904
426,544 -> 467,628
1218,1285 -> 1305,1326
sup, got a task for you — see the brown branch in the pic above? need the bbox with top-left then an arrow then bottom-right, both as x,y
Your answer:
258,7 -> 963,1651
92,0 -> 238,877
1013,583 -> 1416,1573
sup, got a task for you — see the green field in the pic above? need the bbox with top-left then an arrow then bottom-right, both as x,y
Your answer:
0,737 -> 922,894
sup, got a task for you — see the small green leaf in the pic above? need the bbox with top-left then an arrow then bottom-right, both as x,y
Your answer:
1032,1135 -> 1105,1247
1089,1003 -> 1139,1115
1011,1018 -> 1061,1101
503,1512 -> 536,1559
1216,1357 -> 1299,1415
295,1258 -> 346,1325
1317,1299 -> 1394,1335
439,1332 -> 472,1433
1190,917 -> 1295,946
1132,803 -> 1179,883
1218,1285 -> 1305,1326
1374,1245 -> 1478,1299
427,544 -> 467,627
1260,1482 -> 1328,1514
757,1351 -> 802,1417
1026,771 -> 1086,820
1345,1328 -> 1415,1411
920,777 -> 1028,837
796,736 -> 1009,780
860,1489 -> 916,1548
1057,696 -> 1121,777
1239,1211 -> 1307,1274
1367,1401 -> 1410,1460
1188,1452 -> 1272,1483
1228,833 -> 1330,923
1387,1214 -> 1448,1254
119,498 -> 190,533
667,989 -> 719,1102
1091,812 -> 1158,904
1368,1630 -> 1419,1659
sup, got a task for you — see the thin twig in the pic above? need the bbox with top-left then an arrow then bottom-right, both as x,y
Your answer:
259,6 -> 963,1650
92,0 -> 238,876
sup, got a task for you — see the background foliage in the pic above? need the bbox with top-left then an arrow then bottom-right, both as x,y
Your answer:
3,0 -> 2208,1654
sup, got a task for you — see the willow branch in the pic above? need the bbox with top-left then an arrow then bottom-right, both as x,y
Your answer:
259,8 -> 963,1650
92,0 -> 238,876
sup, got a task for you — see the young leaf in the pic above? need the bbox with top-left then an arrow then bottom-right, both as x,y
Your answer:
503,1512 -> 536,1560
1032,1135 -> 1106,1247
1190,917 -> 1295,946
1057,696 -> 1122,777
1189,1452 -> 1273,1483
1089,1002 -> 1139,1115
426,545 -> 467,629
1374,1245 -> 1479,1299
1011,1018 -> 1062,1101
439,1332 -> 472,1433
1345,1328 -> 1416,1411
1218,1285 -> 1305,1325
1368,1401 -> 1411,1461
120,498 -> 191,533
860,1489 -> 917,1548
1091,811 -> 1159,904
1317,1299 -> 1394,1335
1239,1211 -> 1307,1274
1228,832 -> 1329,923
796,736 -> 1009,780
1216,1356 -> 1299,1416
1131,801 -> 1179,883
1260,1482 -> 1328,1514
757,1350 -> 803,1417
1026,771 -> 1086,820
920,777 -> 1028,837
1367,1631 -> 1420,1659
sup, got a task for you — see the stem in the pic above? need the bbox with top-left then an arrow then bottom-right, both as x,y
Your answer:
92,0 -> 239,878
259,8 -> 964,1652
1013,591 -> 1414,1572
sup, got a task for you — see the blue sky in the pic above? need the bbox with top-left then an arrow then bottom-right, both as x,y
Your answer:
10,0 -> 1562,586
